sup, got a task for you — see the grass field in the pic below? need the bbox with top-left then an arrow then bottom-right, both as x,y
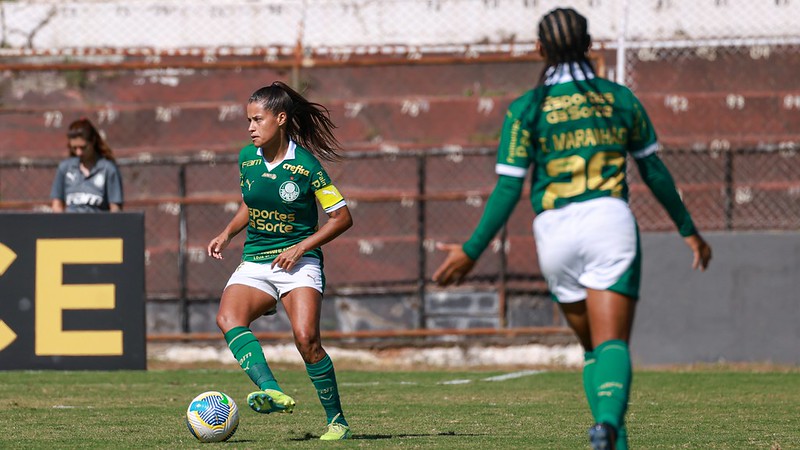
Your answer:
2,364 -> 798,449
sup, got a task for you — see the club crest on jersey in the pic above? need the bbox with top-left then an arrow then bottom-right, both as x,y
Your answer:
279,181 -> 300,202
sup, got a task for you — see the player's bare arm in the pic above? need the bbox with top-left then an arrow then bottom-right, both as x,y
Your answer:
208,202 -> 249,259
271,205 -> 353,271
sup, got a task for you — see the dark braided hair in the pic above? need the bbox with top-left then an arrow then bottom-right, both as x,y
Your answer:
529,8 -> 611,133
66,118 -> 115,162
536,7 -> 598,85
248,81 -> 342,162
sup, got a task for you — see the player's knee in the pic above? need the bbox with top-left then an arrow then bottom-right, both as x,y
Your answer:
293,332 -> 322,361
216,310 -> 241,332
215,313 -> 228,332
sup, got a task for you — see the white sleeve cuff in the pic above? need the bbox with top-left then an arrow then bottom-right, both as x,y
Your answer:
631,142 -> 659,159
495,163 -> 527,178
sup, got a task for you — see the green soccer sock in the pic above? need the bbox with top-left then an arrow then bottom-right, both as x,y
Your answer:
616,424 -> 629,450
306,353 -> 347,426
585,350 -> 629,449
593,339 -> 632,432
583,351 -> 599,418
224,326 -> 281,392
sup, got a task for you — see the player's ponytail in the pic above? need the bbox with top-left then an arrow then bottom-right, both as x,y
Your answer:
248,82 -> 342,162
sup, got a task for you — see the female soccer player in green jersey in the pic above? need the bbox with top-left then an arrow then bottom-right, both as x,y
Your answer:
433,8 -> 712,450
207,81 -> 353,440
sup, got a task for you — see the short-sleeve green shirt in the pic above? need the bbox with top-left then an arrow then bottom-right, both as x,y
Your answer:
238,141 -> 346,263
496,66 -> 658,214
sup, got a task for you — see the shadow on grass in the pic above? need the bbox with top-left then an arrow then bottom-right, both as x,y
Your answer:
290,431 -> 481,441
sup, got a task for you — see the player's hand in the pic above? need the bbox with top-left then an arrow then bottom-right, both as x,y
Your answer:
207,233 -> 231,260
432,242 -> 476,286
683,234 -> 712,271
272,245 -> 305,272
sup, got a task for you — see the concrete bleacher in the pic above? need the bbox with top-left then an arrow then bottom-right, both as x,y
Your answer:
4,48 -> 798,157
634,48 -> 800,149
0,61 -> 539,158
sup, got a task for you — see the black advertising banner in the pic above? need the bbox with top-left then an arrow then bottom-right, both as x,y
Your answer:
0,213 -> 146,370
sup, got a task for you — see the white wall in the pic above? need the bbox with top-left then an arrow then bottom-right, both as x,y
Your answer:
1,0 -> 797,51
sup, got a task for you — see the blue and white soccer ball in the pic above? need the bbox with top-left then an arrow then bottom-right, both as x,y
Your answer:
185,391 -> 240,443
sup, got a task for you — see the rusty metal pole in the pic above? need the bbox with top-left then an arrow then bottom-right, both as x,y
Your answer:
178,164 -> 189,333
724,149 -> 734,230
498,226 -> 508,328
291,38 -> 303,90
416,152 -> 427,329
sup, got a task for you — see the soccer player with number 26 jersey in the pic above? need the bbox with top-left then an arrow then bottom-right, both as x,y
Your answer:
433,8 -> 712,450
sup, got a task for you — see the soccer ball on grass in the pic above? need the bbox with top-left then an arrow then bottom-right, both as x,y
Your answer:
185,391 -> 239,442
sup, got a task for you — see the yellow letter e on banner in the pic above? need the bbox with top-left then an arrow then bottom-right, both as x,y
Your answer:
35,238 -> 124,356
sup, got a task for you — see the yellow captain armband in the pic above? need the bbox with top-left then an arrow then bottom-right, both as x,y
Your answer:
314,184 -> 346,212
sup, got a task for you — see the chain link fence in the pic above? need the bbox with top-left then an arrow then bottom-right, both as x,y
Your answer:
1,0 -> 798,334
2,145 -> 797,332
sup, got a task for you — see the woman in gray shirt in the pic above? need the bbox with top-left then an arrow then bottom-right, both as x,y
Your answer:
50,118 -> 123,213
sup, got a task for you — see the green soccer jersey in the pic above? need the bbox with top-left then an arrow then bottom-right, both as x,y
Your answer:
238,141 -> 346,263
496,65 -> 658,214
463,63 -> 696,260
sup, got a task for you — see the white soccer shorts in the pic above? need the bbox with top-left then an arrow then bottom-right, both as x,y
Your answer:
225,257 -> 324,300
533,196 -> 639,303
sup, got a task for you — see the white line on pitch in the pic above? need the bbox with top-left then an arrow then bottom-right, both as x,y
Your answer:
342,370 -> 545,387
340,381 -> 419,387
482,370 -> 545,382
439,379 -> 472,385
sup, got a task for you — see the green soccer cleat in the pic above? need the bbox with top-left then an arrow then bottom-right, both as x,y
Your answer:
247,389 -> 295,414
319,414 -> 351,440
